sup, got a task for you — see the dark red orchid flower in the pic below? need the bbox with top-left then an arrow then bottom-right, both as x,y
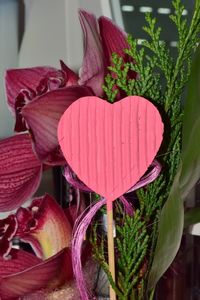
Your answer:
5,61 -> 93,165
78,10 -> 131,96
5,10 -> 129,166
0,194 -> 84,299
6,66 -> 93,165
0,10 -> 131,299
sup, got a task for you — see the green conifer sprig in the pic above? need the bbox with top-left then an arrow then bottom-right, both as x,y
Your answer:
90,218 -> 124,298
96,1 -> 200,298
116,211 -> 149,299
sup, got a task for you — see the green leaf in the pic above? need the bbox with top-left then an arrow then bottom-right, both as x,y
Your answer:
148,44 -> 200,292
180,117 -> 200,198
148,169 -> 184,289
182,44 -> 200,139
184,207 -> 200,228
180,46 -> 200,198
181,48 -> 200,147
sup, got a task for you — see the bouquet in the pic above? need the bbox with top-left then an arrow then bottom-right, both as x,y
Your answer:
0,1 -> 200,299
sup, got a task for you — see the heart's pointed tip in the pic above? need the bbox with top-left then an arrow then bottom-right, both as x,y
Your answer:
106,197 -> 115,211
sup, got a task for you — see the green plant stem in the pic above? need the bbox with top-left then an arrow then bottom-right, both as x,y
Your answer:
149,289 -> 155,300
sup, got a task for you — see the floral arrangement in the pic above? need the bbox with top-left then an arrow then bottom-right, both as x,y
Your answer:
0,1 -> 200,299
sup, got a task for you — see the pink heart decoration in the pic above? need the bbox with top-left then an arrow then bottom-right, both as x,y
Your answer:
58,96 -> 163,210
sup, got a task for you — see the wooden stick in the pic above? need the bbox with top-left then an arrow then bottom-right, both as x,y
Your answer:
107,202 -> 116,300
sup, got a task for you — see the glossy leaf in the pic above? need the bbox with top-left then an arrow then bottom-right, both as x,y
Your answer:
182,46 -> 200,151
180,46 -> 200,198
180,117 -> 200,198
148,169 -> 184,289
148,46 -> 200,289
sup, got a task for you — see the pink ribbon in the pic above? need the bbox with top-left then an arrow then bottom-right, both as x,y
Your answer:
70,160 -> 162,300
64,160 -> 161,195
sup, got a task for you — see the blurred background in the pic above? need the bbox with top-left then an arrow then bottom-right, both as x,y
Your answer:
0,0 -> 195,139
0,1 -> 199,299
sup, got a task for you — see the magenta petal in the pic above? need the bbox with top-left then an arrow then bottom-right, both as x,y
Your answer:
0,249 -> 66,299
23,194 -> 72,259
78,10 -> 105,96
0,249 -> 42,277
98,16 -> 129,66
22,86 -> 93,164
0,215 -> 18,258
5,67 -> 57,113
0,134 -> 42,212
60,60 -> 79,86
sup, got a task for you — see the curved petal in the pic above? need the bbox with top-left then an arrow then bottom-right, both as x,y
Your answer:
28,258 -> 96,300
0,249 -> 42,277
15,207 -> 35,235
22,290 -> 46,300
0,134 -> 42,212
16,194 -> 72,259
5,67 -> 57,114
0,215 -> 18,258
60,60 -> 79,86
22,86 -> 93,164
98,16 -> 129,67
64,204 -> 85,228
78,10 -> 105,96
0,249 -> 67,300
31,194 -> 72,258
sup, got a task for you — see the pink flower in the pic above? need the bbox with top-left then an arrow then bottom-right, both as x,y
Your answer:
0,10 -> 131,299
78,10 -> 130,96
5,64 -> 92,165
5,10 -> 129,165
0,194 -> 84,299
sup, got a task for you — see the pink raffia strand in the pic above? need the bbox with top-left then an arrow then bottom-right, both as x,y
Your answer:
71,160 -> 161,300
64,159 -> 161,195
72,197 -> 133,300
64,166 -> 133,215
63,165 -> 92,192
119,195 -> 134,216
72,198 -> 106,300
126,159 -> 161,193
119,160 -> 162,217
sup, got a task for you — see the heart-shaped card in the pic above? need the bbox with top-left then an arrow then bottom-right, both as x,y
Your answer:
58,96 -> 163,209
